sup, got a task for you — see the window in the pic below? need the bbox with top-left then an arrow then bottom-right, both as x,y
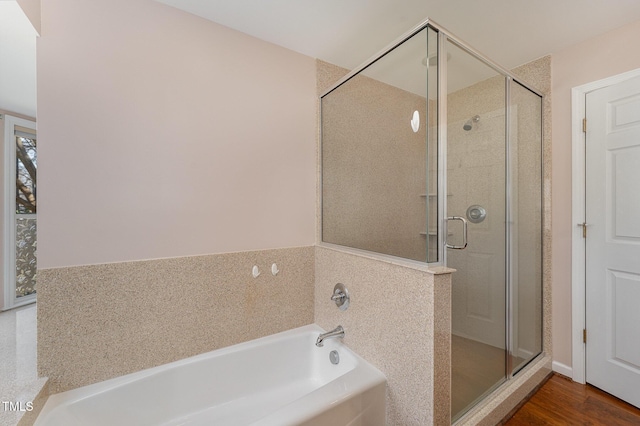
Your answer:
3,115 -> 37,310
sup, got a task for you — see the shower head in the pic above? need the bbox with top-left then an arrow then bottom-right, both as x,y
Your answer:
463,115 -> 480,131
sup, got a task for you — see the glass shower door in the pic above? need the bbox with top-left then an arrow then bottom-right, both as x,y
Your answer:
510,81 -> 543,375
444,38 -> 508,421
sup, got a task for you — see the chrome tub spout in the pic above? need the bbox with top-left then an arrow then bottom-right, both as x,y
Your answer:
315,325 -> 345,347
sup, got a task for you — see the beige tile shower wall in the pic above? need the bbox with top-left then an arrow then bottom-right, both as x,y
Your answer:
315,246 -> 452,425
319,61 -> 429,262
38,246 -> 314,394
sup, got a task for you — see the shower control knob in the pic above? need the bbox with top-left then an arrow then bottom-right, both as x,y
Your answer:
331,283 -> 350,311
466,205 -> 487,224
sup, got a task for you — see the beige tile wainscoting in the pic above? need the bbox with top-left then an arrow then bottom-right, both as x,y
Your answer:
37,246 -> 315,394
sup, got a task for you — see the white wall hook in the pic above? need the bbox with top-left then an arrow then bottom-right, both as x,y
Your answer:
411,110 -> 420,133
252,265 -> 260,278
271,263 -> 280,276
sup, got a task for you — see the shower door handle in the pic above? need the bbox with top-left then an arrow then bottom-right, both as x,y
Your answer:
446,216 -> 468,250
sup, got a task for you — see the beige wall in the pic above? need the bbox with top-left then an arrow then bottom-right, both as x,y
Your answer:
37,0 -> 317,269
551,18 -> 640,369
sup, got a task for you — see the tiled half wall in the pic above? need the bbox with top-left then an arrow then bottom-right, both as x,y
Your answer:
315,245 -> 453,425
38,246 -> 315,394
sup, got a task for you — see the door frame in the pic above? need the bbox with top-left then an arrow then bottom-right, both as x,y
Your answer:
571,67 -> 640,384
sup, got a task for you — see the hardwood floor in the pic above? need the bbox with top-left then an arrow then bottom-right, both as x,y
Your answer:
504,374 -> 640,425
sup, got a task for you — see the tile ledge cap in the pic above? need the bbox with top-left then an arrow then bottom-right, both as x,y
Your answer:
317,243 -> 457,274
426,266 -> 456,275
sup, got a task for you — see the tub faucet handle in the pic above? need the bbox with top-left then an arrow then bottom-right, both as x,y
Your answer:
331,290 -> 346,302
331,283 -> 350,311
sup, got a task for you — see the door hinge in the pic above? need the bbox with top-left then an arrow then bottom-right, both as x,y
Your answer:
583,118 -> 587,133
578,222 -> 588,238
583,329 -> 587,344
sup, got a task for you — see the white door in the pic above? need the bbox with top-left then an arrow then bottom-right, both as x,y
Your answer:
585,74 -> 640,408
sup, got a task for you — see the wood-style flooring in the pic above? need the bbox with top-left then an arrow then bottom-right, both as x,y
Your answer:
504,374 -> 640,425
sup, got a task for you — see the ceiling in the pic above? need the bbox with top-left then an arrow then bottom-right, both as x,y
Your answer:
156,0 -> 640,73
3,0 -> 640,119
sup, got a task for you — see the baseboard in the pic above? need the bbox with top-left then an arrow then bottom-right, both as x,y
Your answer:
552,360 -> 573,378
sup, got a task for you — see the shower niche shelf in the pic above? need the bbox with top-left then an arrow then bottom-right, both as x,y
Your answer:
419,193 -> 453,198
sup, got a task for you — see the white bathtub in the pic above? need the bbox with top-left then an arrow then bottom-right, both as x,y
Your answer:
35,324 -> 386,426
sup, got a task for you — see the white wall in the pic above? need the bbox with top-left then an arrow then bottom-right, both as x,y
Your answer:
37,0 -> 317,268
551,18 -> 640,370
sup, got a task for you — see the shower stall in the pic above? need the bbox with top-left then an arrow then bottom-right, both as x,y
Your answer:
320,19 -> 543,422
